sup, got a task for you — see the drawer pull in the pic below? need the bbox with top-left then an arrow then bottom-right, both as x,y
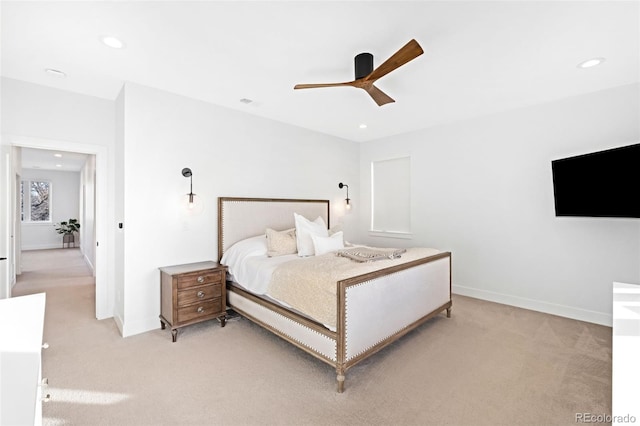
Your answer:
197,291 -> 205,298
42,342 -> 49,349
197,306 -> 204,314
42,394 -> 51,402
197,276 -> 205,283
41,378 -> 49,386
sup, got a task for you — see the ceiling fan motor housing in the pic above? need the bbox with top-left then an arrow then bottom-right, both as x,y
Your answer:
354,53 -> 374,79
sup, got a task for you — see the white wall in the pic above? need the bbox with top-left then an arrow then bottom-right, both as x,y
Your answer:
20,168 -> 81,250
1,77 -> 116,317
5,76 -> 635,335
1,78 -> 359,335
359,83 -> 640,326
117,83 -> 359,336
1,78 -> 115,147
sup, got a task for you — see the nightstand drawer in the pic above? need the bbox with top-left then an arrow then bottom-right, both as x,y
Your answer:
177,283 -> 222,307
177,270 -> 223,289
177,298 -> 222,323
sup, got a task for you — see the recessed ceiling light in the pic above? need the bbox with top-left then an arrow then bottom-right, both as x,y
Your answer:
54,153 -> 63,158
577,57 -> 605,69
55,164 -> 62,168
45,68 -> 67,78
239,98 -> 253,104
101,36 -> 125,49
359,124 -> 367,129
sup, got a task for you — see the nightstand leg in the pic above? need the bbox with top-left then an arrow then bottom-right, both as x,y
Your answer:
171,329 -> 178,342
160,321 -> 166,330
220,315 -> 226,328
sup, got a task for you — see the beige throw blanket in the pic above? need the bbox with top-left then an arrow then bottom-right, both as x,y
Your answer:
336,247 -> 407,262
266,247 -> 441,329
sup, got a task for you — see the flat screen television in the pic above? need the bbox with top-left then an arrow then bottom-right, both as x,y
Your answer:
551,143 -> 640,218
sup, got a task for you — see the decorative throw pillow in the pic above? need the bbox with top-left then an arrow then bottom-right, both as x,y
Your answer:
294,213 -> 328,256
265,227 -> 297,257
311,231 -> 344,255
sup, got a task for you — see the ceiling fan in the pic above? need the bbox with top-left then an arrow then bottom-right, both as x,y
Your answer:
294,39 -> 424,106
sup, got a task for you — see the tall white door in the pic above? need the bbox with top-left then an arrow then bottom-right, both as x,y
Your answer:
0,149 -> 10,298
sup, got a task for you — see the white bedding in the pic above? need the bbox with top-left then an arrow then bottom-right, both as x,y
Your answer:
267,247 -> 442,329
229,253 -> 299,294
221,233 -> 441,331
220,233 -> 298,294
221,237 -> 337,329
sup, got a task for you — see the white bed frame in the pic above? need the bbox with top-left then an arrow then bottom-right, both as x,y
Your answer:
218,197 -> 452,392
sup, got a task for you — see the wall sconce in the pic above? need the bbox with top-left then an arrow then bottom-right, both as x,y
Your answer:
182,167 -> 203,214
338,182 -> 351,210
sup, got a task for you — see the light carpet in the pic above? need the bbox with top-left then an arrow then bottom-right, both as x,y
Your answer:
12,248 -> 612,426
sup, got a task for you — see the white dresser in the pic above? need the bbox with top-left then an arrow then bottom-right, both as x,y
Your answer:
612,282 -> 640,424
0,293 -> 47,426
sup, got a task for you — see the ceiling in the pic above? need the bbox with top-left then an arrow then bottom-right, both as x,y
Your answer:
20,147 -> 88,172
1,1 -> 638,144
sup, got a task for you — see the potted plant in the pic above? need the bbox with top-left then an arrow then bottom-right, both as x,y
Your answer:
55,218 -> 81,248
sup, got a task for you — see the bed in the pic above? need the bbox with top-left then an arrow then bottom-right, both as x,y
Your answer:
218,197 -> 452,392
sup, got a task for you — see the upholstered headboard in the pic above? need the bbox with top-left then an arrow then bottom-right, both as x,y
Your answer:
217,197 -> 330,261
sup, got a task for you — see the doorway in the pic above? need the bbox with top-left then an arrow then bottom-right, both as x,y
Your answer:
4,135 -> 110,320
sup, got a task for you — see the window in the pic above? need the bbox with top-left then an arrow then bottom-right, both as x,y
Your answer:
371,156 -> 411,237
21,180 -> 51,222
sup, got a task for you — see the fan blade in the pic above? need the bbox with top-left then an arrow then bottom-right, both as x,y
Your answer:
365,39 -> 424,82
294,81 -> 355,90
364,84 -> 395,106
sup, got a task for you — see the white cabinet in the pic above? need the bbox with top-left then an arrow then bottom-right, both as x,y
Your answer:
0,293 -> 47,426
612,282 -> 640,425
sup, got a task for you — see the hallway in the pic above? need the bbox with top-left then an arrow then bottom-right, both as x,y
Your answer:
13,248 -> 95,297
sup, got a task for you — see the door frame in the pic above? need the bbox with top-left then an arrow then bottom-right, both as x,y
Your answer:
4,135 -> 111,320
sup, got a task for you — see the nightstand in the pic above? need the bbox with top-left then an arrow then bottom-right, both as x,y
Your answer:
159,261 -> 227,342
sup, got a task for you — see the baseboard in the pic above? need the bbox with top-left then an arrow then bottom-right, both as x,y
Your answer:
452,284 -> 612,327
114,313 -> 124,337
83,253 -> 95,275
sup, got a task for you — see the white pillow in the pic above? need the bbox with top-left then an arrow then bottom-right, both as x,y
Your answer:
220,234 -> 268,270
311,231 -> 344,255
294,213 -> 328,256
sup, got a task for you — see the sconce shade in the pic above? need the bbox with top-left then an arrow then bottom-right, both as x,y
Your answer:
182,193 -> 204,215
